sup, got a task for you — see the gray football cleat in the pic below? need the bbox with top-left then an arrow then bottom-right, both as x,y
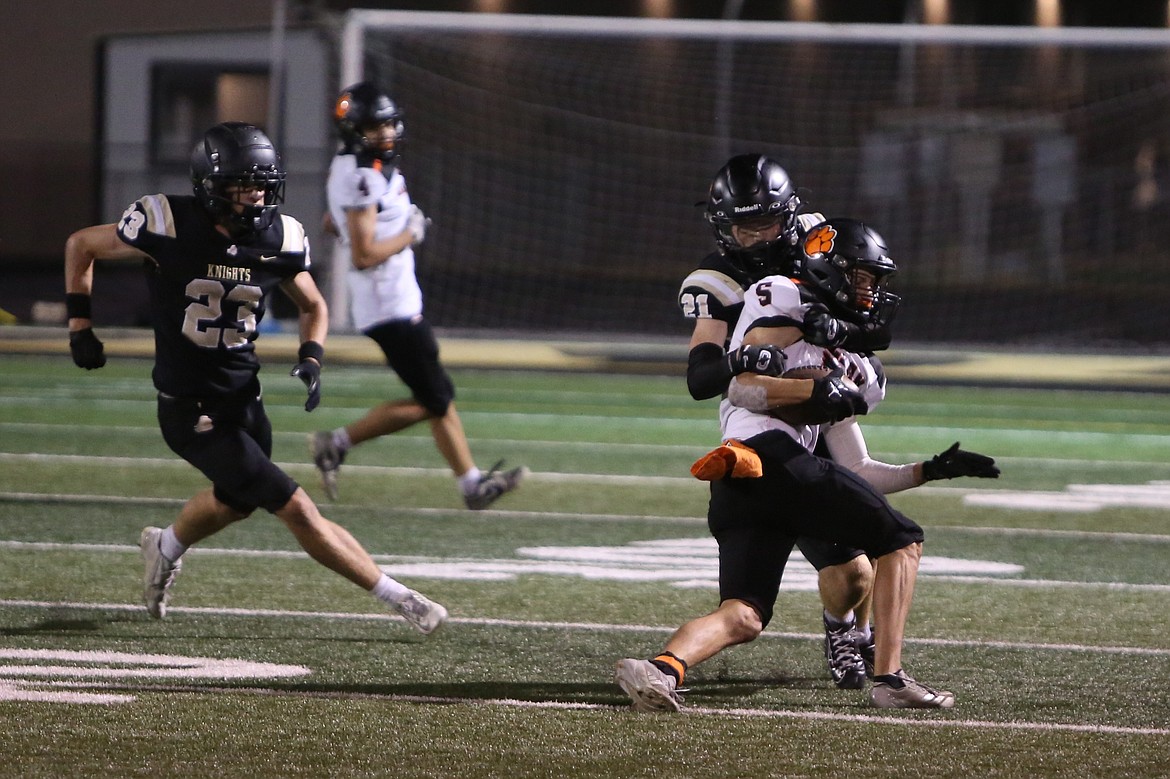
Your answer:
310,431 -> 344,501
139,526 -> 182,619
871,669 -> 955,709
464,460 -> 529,510
614,658 -> 684,713
394,589 -> 448,635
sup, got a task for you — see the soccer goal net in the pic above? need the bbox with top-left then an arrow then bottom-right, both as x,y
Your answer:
340,12 -> 1170,347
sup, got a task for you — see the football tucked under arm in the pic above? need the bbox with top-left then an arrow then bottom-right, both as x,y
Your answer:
764,365 -> 868,426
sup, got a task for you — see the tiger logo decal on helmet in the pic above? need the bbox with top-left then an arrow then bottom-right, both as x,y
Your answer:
803,224 -> 837,257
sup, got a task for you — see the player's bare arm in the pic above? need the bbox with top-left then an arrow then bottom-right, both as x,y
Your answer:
280,271 -> 329,348
688,317 -> 728,351
733,324 -> 815,406
282,271 -> 328,412
64,223 -> 150,330
344,204 -> 414,270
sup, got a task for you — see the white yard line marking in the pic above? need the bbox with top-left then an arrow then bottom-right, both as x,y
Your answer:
0,494 -> 708,522
4,490 -> 1170,542
3,537 -> 1166,592
3,599 -> 1168,657
0,649 -> 310,705
0,452 -> 694,485
0,422 -> 712,455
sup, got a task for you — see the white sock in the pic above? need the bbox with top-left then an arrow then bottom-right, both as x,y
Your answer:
370,573 -> 412,604
458,467 -> 482,495
159,526 -> 187,562
824,609 -> 855,630
855,622 -> 873,642
332,428 -> 352,454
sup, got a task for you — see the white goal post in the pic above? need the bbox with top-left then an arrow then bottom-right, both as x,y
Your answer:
333,10 -> 1170,346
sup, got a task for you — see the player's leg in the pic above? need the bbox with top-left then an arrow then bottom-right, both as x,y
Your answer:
381,316 -> 527,508
273,487 -> 447,634
309,319 -> 429,500
345,399 -> 431,444
852,588 -> 876,677
429,403 -> 476,478
617,486 -> 789,711
379,317 -> 471,479
273,488 -> 381,587
868,542 -> 952,707
615,599 -> 761,713
869,542 -> 919,677
756,434 -> 952,707
148,393 -> 264,617
800,538 -> 871,689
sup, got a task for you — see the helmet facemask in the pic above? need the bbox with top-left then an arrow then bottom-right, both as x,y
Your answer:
199,170 -> 286,236
335,83 -> 404,166
706,154 -> 802,280
798,220 -> 902,330
357,118 -> 404,164
191,122 -> 286,238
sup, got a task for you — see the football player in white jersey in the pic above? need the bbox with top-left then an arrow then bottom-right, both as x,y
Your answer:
311,82 -> 527,508
674,154 -> 886,690
65,123 -> 447,635
616,217 -> 999,711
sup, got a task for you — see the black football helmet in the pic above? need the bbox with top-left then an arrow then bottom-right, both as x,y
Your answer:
334,82 -> 404,164
705,154 -> 802,278
190,122 -> 285,236
795,217 -> 901,329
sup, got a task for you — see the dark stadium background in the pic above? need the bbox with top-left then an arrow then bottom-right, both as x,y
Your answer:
4,1 -> 1170,346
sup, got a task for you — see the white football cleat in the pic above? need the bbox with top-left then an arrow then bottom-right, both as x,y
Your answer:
871,669 -> 955,709
394,589 -> 448,635
614,658 -> 684,713
140,526 -> 182,619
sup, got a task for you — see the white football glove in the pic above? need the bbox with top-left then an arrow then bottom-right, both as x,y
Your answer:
407,205 -> 431,246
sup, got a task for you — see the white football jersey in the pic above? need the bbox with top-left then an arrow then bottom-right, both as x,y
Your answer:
719,274 -> 885,450
326,154 -> 423,330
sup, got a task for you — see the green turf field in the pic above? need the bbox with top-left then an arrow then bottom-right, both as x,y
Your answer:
1,352 -> 1168,778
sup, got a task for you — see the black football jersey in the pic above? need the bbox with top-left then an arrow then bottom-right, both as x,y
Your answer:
115,194 -> 311,397
677,250 -> 754,338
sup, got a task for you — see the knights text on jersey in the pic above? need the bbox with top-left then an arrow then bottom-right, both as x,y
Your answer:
326,153 -> 423,328
115,194 -> 310,397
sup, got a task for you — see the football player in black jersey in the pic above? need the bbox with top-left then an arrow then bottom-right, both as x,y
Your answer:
617,200 -> 999,711
673,154 -> 883,689
63,122 -> 447,635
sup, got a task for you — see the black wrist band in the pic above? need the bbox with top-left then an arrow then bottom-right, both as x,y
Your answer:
65,293 -> 92,320
298,340 -> 324,363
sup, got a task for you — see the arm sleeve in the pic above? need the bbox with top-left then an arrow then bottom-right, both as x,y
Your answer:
822,418 -> 920,494
845,325 -> 893,354
687,342 -> 733,400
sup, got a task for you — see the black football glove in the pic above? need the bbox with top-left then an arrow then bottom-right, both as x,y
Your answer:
922,442 -> 1000,481
807,369 -> 868,423
290,359 -> 321,412
68,327 -> 107,370
800,301 -> 860,349
728,344 -> 786,377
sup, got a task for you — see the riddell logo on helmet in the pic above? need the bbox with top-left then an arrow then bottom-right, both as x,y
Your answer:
734,205 -> 761,213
